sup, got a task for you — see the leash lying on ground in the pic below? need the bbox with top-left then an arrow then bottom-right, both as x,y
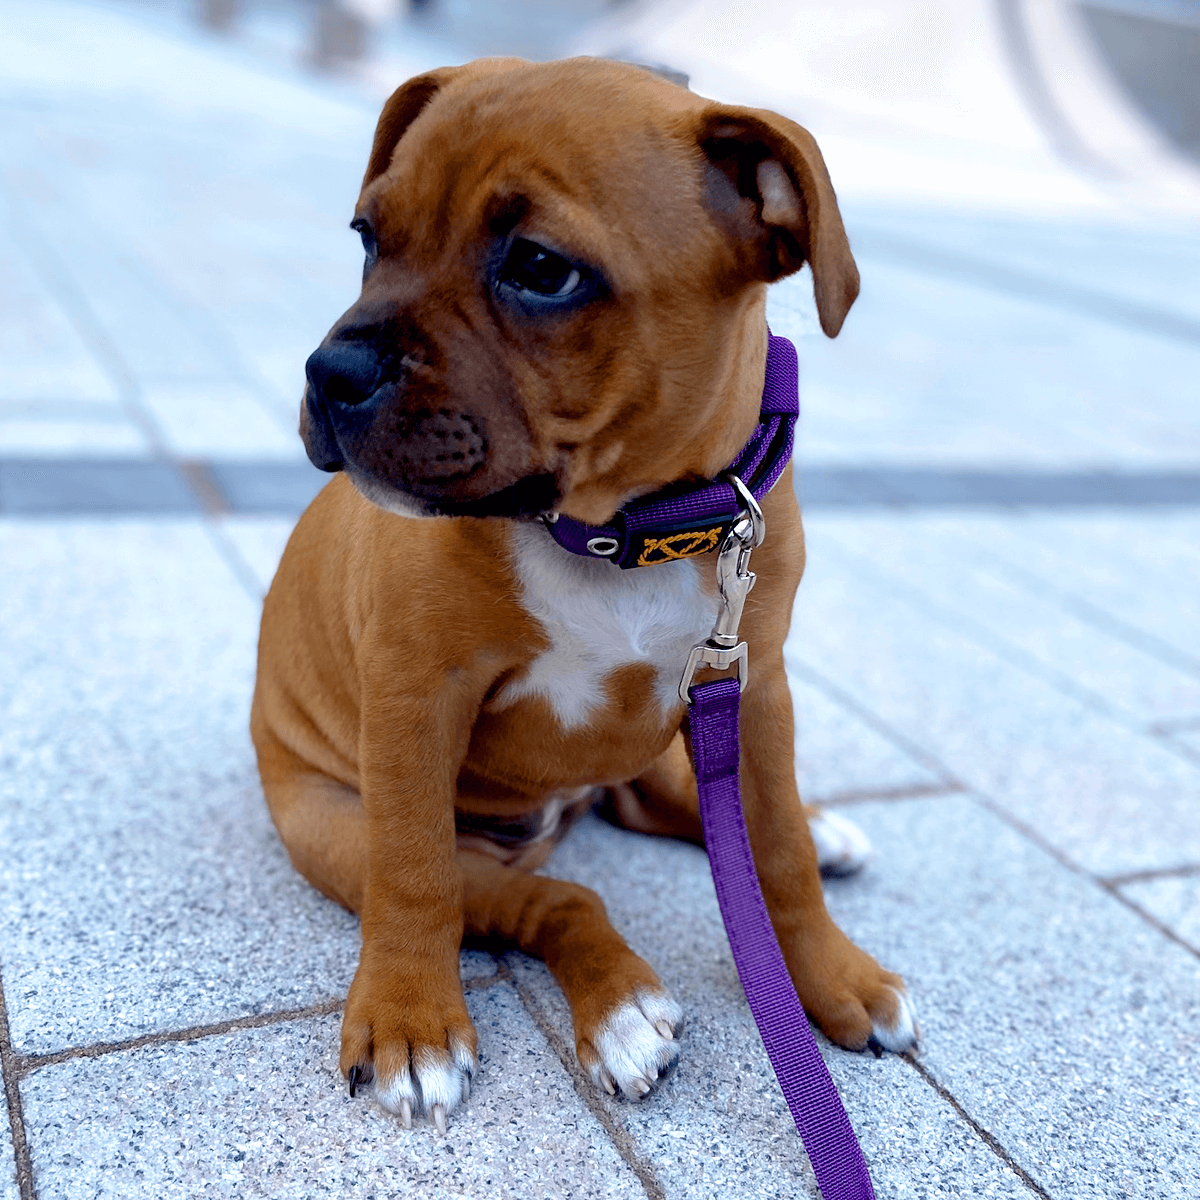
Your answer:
547,333 -> 875,1198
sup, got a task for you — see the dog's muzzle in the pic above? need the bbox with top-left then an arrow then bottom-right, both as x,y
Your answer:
302,334 -> 558,518
304,337 -> 488,482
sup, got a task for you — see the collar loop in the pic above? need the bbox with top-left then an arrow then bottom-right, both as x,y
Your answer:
543,332 -> 799,569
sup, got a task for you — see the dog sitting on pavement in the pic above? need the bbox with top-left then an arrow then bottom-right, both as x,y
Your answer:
250,56 -> 917,1132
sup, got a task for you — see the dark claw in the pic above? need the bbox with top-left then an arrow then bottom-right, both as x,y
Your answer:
348,1064 -> 362,1097
866,1036 -> 885,1059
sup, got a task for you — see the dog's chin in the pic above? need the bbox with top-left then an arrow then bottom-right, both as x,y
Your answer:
346,470 -> 561,521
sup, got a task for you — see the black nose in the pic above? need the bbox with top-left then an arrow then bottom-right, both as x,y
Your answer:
305,339 -> 382,408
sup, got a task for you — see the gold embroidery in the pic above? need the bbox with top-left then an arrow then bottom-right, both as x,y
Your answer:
636,526 -> 723,566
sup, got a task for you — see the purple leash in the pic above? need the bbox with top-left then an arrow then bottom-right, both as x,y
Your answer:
674,338 -> 875,1198
544,333 -> 875,1196
687,676 -> 875,1200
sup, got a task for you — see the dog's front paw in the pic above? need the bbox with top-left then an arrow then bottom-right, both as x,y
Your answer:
340,961 -> 478,1133
576,986 -> 684,1099
788,924 -> 919,1056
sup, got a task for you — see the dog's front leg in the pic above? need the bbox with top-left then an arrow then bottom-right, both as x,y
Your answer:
731,661 -> 919,1054
340,676 -> 478,1132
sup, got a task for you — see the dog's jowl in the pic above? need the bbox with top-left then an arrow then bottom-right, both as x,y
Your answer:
251,56 -> 917,1132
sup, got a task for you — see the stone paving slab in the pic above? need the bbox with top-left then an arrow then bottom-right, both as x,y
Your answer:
0,1105 -> 15,1200
0,219 -> 117,408
138,381 -> 302,461
216,513 -> 300,594
17,984 -> 645,1200
964,513 -> 1200,671
844,206 -> 1200,329
0,519 -> 359,1053
813,513 -> 1200,725
0,461 -> 201,515
785,255 -> 1200,471
513,814 -> 1036,1200
817,798 -> 1200,1200
788,518 -> 1200,877
0,418 -> 149,459
1170,727 -> 1200,757
204,461 -> 327,514
789,673 -> 948,804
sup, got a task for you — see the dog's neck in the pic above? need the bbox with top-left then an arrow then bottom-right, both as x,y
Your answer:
540,332 -> 799,571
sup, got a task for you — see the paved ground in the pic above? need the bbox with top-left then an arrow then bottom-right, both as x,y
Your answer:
2,2 -> 1199,1198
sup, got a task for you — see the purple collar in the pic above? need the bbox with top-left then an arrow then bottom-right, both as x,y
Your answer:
543,333 -> 799,569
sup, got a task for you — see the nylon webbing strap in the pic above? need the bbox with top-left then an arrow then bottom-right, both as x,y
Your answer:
688,675 -> 875,1200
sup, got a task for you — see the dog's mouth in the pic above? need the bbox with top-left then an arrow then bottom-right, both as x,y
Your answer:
343,464 -> 561,521
405,472 -> 561,519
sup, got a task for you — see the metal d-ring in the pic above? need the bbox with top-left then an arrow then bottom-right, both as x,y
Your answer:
586,536 -> 620,557
725,473 -> 765,547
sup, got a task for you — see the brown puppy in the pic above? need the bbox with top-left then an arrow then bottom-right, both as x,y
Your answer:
251,56 -> 917,1131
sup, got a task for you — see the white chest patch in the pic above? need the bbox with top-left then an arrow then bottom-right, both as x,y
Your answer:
496,523 -> 717,729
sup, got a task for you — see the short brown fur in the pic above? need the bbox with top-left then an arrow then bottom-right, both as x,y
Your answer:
254,57 -> 908,1124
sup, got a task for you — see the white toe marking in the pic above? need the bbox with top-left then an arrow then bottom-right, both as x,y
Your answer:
809,809 -> 874,876
871,986 -> 919,1052
373,1063 -> 418,1117
589,988 -> 684,1100
374,1043 -> 477,1127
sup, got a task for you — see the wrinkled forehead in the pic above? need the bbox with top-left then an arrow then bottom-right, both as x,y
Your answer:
361,65 -> 704,258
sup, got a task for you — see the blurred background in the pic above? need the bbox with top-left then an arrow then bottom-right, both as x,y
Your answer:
1,0 -> 1198,510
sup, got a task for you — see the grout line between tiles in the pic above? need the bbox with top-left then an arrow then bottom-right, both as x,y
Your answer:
201,516 -> 269,602
1101,862 -> 1200,887
11,963 -> 506,1083
0,190 -> 271,525
797,659 -> 1200,964
1,195 -> 170,464
814,782 -> 964,808
498,957 -> 667,1200
984,552 -> 1200,682
815,538 -> 1200,767
901,1051 -> 1054,1199
1147,716 -> 1200,736
1098,886 -> 1200,959
788,661 -> 963,789
0,971 -> 35,1200
960,787 -> 1200,966
177,460 -> 231,517
13,999 -> 344,1080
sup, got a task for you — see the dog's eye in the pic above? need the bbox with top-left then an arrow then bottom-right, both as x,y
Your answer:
500,239 -> 581,297
350,217 -> 377,260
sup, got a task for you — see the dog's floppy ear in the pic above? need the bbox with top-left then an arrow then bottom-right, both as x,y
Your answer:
698,106 -> 859,337
361,66 -> 467,191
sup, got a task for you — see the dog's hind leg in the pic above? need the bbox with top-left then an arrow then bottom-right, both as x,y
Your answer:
254,727 -> 368,914
459,849 -> 683,1099
601,731 -> 874,876
600,731 -> 704,842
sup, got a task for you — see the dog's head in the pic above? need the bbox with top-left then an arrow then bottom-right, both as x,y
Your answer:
302,57 -> 857,524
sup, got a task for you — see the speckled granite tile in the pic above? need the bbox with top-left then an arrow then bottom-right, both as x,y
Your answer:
787,527 -> 1200,876
790,671 -> 947,803
0,1102 -> 17,1200
19,984 -> 642,1200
